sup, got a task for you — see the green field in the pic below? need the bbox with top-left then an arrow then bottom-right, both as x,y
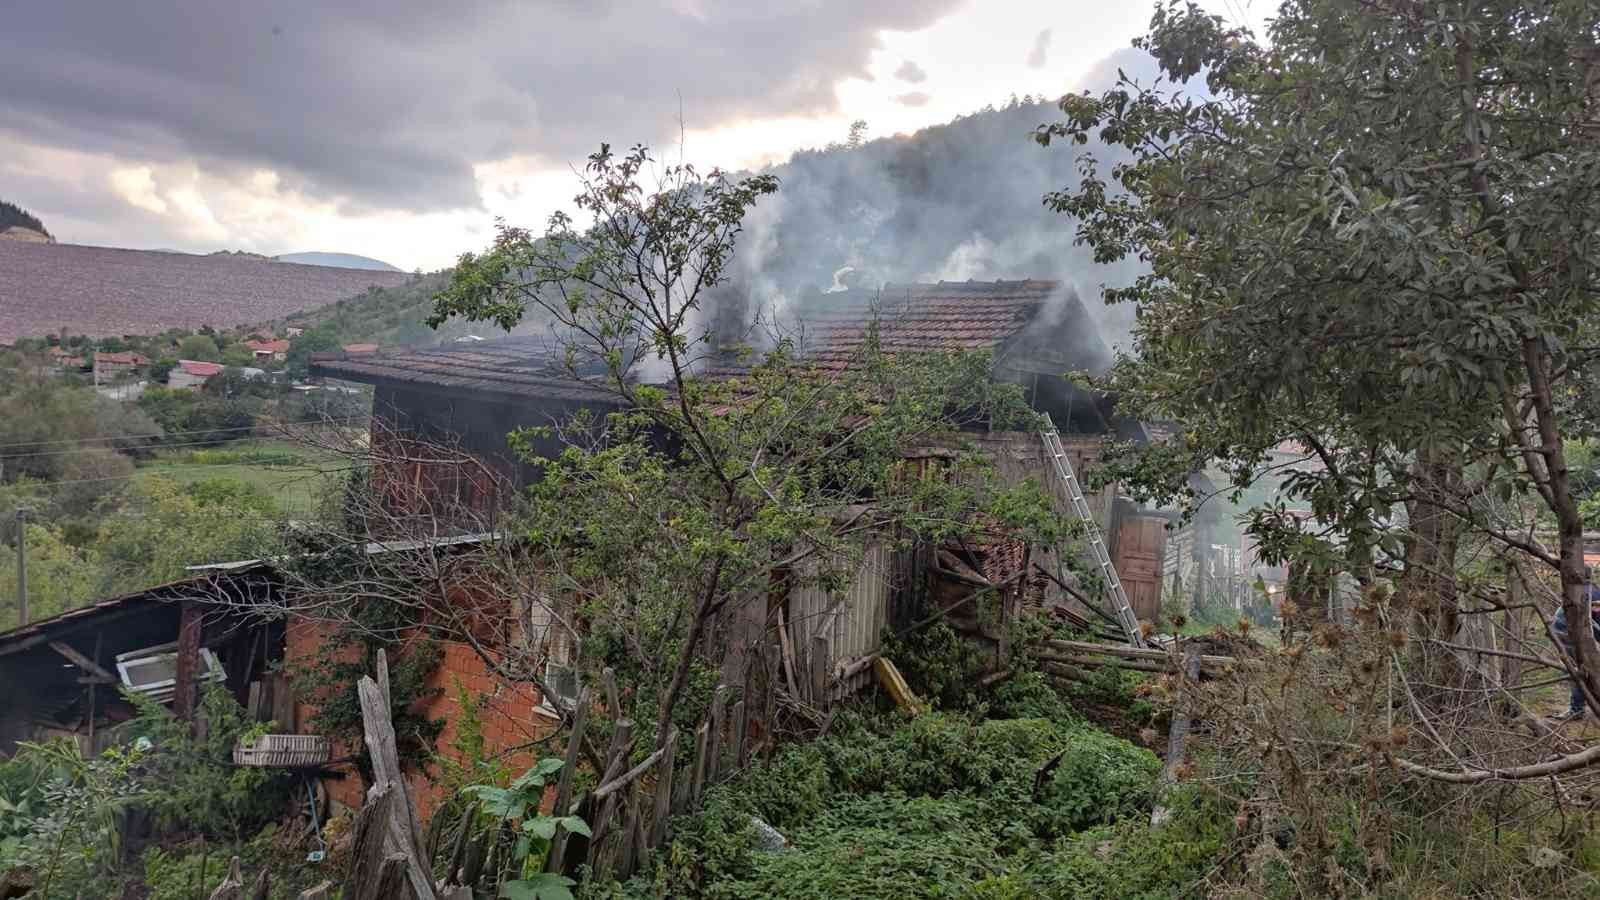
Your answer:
133,438 -> 349,518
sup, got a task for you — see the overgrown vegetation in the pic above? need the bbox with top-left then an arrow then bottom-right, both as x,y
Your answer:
0,685 -> 298,898
592,708 -> 1222,899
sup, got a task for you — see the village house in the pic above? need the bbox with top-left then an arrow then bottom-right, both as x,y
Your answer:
92,350 -> 148,383
167,358 -> 223,390
243,338 -> 291,362
311,279 -> 1180,660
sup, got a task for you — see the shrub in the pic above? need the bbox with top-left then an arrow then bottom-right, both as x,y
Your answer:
124,684 -> 294,841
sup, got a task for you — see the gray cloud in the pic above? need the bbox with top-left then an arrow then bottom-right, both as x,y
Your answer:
893,91 -> 931,107
1026,28 -> 1052,68
0,1 -> 961,214
893,60 -> 928,83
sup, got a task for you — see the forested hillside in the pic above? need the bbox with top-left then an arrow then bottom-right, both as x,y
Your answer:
0,200 -> 49,237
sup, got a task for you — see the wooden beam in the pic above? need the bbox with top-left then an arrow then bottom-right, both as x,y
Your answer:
49,641 -> 115,681
172,602 -> 204,722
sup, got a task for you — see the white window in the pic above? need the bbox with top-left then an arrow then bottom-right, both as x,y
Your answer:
522,593 -> 581,713
116,642 -> 226,704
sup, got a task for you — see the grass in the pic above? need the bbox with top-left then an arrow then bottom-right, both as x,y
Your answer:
135,438 -> 347,518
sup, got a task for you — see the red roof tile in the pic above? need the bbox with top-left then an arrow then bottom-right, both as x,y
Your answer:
177,359 -> 224,376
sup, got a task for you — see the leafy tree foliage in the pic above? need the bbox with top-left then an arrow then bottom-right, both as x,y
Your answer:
177,334 -> 221,362
1042,0 -> 1600,690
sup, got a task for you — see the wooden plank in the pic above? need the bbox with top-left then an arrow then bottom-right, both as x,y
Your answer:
602,666 -> 621,718
809,635 -> 830,710
296,882 -> 333,900
172,602 -> 204,722
1151,646 -> 1202,827
873,657 -> 919,714
356,677 -> 436,900
1041,638 -> 1234,668
689,723 -> 710,810
207,856 -> 244,900
544,685 -> 592,875
706,684 -> 729,786
343,784 -> 397,899
86,632 -> 102,746
616,790 -> 640,880
731,700 -> 748,774
371,651 -> 427,891
376,648 -> 393,708
270,673 -> 295,732
50,641 -> 114,681
777,607 -> 800,700
594,742 -> 672,801
649,727 -> 679,849
246,681 -> 264,722
587,719 -> 635,871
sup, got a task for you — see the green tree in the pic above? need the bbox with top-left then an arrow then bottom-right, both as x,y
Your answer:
177,334 -> 221,362
1041,1 -> 1600,763
93,476 -> 279,593
428,143 -> 1059,751
0,522 -> 99,626
285,326 -> 342,380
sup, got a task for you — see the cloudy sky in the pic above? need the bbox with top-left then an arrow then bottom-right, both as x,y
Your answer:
1,1 -> 1266,271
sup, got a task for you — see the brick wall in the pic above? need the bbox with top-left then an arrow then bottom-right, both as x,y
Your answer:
284,620 -> 560,823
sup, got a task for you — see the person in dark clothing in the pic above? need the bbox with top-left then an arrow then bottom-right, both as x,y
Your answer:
1553,567 -> 1600,721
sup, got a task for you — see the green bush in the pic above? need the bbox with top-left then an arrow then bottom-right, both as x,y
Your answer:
140,845 -> 237,900
614,711 -> 1164,899
125,684 -> 294,841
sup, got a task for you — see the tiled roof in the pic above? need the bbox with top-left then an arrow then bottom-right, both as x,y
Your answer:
244,339 -> 290,354
705,279 -> 1064,377
94,351 -> 148,365
177,359 -> 224,376
311,336 -> 622,404
341,343 -> 379,354
312,279 -> 1070,401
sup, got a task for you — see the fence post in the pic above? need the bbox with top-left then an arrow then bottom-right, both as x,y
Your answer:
706,684 -> 729,786
587,719 -> 635,874
649,728 -> 679,849
544,686 -> 593,875
689,723 -> 710,811
730,700 -> 748,774
809,635 -> 830,711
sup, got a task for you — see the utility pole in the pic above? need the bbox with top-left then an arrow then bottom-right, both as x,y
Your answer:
14,508 -> 27,627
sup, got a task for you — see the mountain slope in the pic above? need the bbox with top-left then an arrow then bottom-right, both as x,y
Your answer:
276,251 -> 402,272
0,242 -> 411,343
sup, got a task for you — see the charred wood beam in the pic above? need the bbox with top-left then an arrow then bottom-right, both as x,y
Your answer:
49,641 -> 115,681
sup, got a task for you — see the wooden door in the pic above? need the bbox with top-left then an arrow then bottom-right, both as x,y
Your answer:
1115,514 -> 1167,624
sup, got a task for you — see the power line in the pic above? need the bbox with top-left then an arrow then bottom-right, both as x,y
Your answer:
0,417 -> 366,452
0,433 -> 362,463
8,461 -> 362,491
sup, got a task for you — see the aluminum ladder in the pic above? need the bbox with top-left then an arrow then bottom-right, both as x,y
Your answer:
1040,415 -> 1146,647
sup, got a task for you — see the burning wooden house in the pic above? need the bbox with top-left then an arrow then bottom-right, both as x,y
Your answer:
311,279 -> 1178,662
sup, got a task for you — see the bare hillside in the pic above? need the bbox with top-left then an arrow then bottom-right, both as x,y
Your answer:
0,241 -> 412,343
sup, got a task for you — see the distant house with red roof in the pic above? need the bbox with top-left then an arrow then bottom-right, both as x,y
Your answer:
341,343 -> 379,355
243,338 -> 291,362
167,359 -> 224,390
93,351 -> 150,383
